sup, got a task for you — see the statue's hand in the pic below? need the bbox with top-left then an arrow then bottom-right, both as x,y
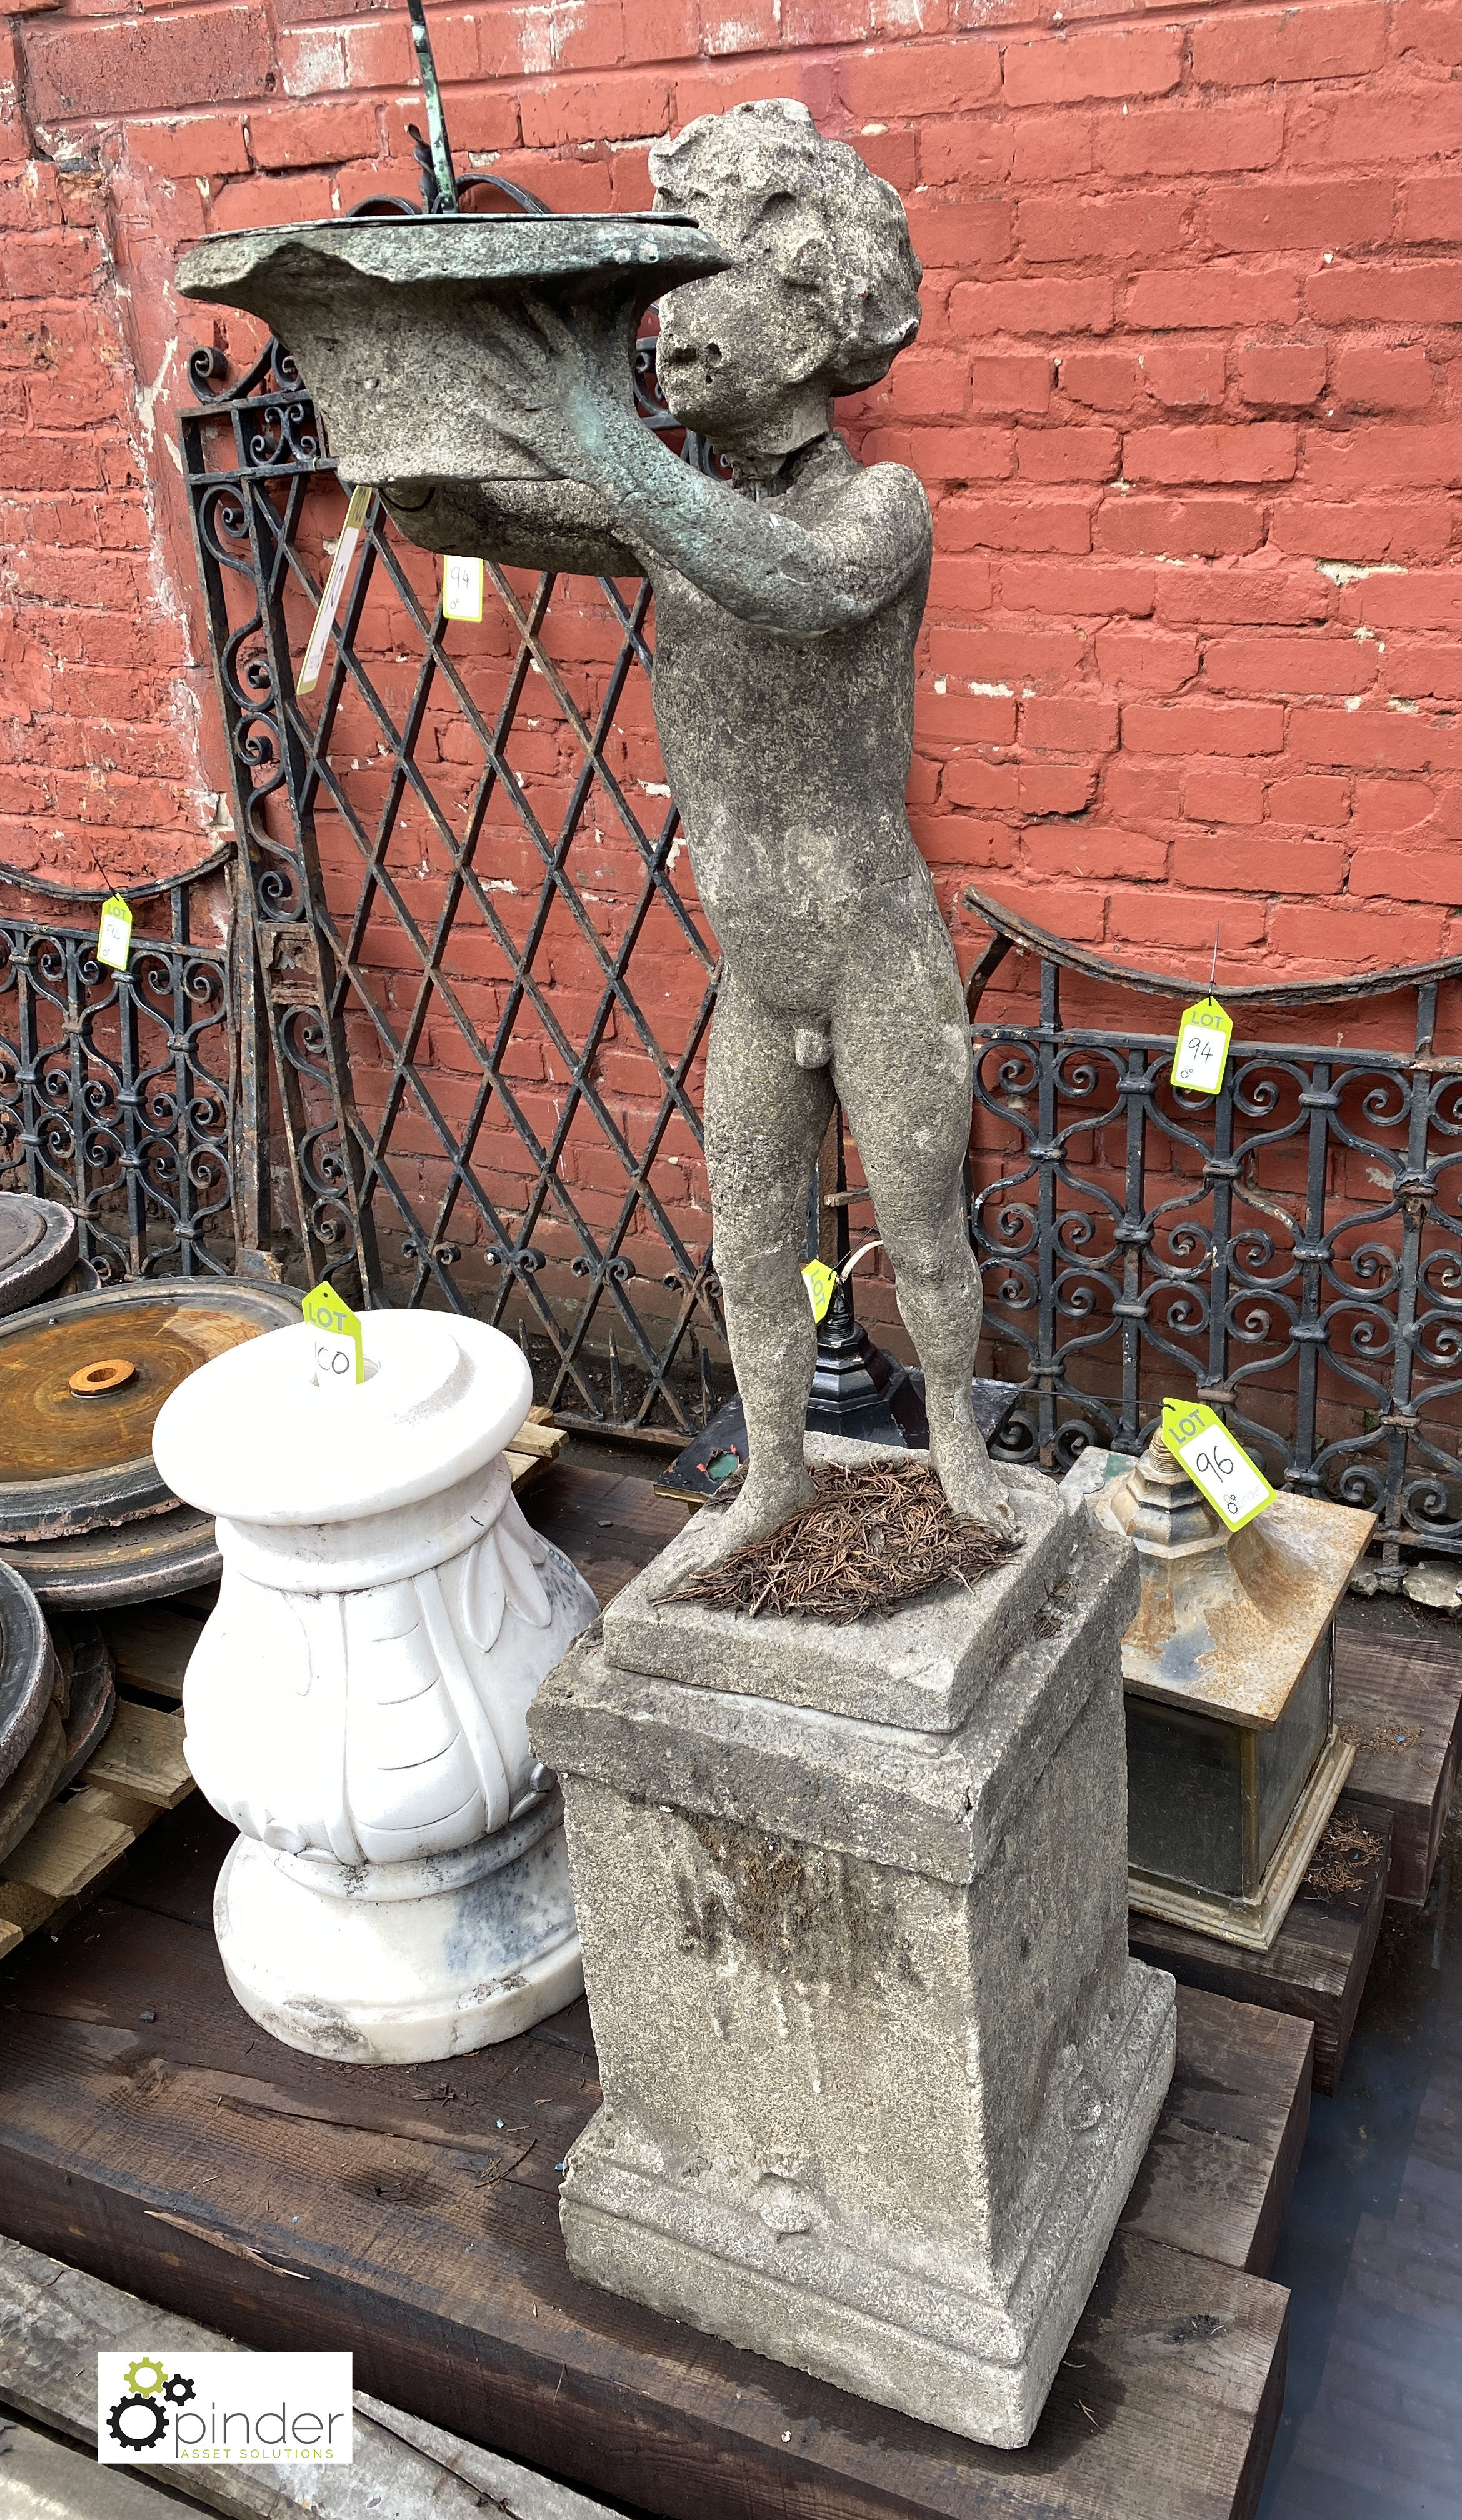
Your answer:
476,293 -> 629,485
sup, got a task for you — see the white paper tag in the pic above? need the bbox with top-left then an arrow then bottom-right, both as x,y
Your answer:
1163,1398 -> 1273,1532
443,554 -> 484,622
297,485 -> 372,697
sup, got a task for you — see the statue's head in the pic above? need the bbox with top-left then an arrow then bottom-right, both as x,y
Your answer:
649,99 -> 921,463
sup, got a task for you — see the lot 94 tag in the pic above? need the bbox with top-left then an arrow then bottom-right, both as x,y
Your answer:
301,1278 -> 364,1389
1171,996 -> 1232,1096
96,894 -> 133,972
1162,1398 -> 1273,1532
443,554 -> 484,622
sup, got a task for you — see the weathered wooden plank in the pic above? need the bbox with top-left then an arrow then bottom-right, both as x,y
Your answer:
0,2233 -> 618,2520
1123,1988 -> 1311,2278
97,1602 -> 204,1705
1334,1623 -> 1462,1906
0,1830 -> 1290,2520
525,1461 -> 688,1611
1,1796 -> 134,1902
1130,1798 -> 1392,2096
81,1697 -> 194,1809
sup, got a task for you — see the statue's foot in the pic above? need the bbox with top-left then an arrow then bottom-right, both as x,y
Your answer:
928,1419 -> 1015,1533
673,1456 -> 818,1576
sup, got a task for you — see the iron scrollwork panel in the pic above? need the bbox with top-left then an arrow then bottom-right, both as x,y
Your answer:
971,961 -> 1462,1572
0,866 -> 236,1280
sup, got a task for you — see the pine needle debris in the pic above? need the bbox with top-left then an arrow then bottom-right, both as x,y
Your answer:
663,1458 -> 1023,1626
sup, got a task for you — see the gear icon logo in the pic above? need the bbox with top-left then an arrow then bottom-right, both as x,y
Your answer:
163,2373 -> 196,2407
123,2357 -> 168,2398
108,2394 -> 169,2452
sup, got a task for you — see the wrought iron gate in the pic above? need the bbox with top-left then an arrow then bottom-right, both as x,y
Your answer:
182,330 -> 729,1441
0,849 -> 239,1279
180,332 -> 1461,1571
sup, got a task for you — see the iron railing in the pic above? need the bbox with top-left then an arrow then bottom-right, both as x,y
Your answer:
965,889 -> 1462,1581
0,850 -> 239,1280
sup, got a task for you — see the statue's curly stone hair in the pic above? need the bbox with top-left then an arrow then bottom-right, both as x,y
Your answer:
649,98 -> 923,397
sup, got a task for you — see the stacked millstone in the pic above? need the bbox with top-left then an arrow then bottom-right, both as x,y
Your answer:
531,1435 -> 1177,2451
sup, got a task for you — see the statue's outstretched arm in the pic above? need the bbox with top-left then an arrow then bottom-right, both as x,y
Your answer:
379,475 -> 641,581
596,426 -> 930,639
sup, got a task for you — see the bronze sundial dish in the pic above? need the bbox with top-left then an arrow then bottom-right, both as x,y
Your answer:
0,1279 -> 300,1609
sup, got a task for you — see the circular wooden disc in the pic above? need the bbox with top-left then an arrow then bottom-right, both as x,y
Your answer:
0,1194 -> 79,1320
0,1279 -> 301,1542
0,1556 -> 55,1792
0,1503 -> 223,1613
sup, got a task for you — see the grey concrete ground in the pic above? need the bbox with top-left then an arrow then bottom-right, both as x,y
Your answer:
0,2412 -> 194,2513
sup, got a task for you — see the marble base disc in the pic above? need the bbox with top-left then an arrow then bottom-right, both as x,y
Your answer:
214,1794 -> 584,2066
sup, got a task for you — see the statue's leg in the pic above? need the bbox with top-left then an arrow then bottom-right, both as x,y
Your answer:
693,969 -> 835,1561
834,908 -> 1009,1526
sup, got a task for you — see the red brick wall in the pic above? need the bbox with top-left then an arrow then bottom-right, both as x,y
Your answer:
2,0 -> 1458,992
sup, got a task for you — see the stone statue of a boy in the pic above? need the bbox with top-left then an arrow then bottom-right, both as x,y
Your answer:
438,100 -> 1008,1554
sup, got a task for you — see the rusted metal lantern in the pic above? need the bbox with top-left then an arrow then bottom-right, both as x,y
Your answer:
1063,1431 -> 1374,1949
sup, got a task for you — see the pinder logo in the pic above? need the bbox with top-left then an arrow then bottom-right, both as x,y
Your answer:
98,2352 -> 353,2466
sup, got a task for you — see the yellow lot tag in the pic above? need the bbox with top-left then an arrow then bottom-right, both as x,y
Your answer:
801,1260 -> 837,1323
443,554 -> 484,622
301,1277 -> 364,1388
1171,995 -> 1233,1096
96,893 -> 133,972
298,484 -> 373,697
1162,1398 -> 1273,1532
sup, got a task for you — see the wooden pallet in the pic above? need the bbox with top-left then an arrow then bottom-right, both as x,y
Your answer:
0,1783 -> 1303,2520
1129,1794 -> 1393,2096
0,1694 -> 193,1966
1334,1621 -> 1462,1906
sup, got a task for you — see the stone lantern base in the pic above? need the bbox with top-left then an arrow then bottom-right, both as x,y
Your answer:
213,1791 -> 583,2067
530,1447 -> 1177,2450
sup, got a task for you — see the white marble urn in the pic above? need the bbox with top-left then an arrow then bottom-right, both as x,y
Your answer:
151,1308 -> 598,2064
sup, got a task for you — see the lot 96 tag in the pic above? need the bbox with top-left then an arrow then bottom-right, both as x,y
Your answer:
301,1278 -> 364,1389
96,894 -> 133,972
1162,1398 -> 1273,1532
1171,996 -> 1233,1096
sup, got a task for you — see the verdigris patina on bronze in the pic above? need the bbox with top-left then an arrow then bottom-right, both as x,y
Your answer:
178,98 -> 1008,1561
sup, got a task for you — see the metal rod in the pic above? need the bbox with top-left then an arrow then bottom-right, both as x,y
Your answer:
406,0 -> 459,212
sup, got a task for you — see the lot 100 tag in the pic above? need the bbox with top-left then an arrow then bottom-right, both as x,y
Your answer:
301,1278 -> 364,1389
1171,995 -> 1233,1097
1162,1398 -> 1273,1532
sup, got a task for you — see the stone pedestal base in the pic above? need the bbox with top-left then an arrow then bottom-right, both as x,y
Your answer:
214,1792 -> 582,2065
562,1955 -> 1173,2449
531,1448 -> 1177,2449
